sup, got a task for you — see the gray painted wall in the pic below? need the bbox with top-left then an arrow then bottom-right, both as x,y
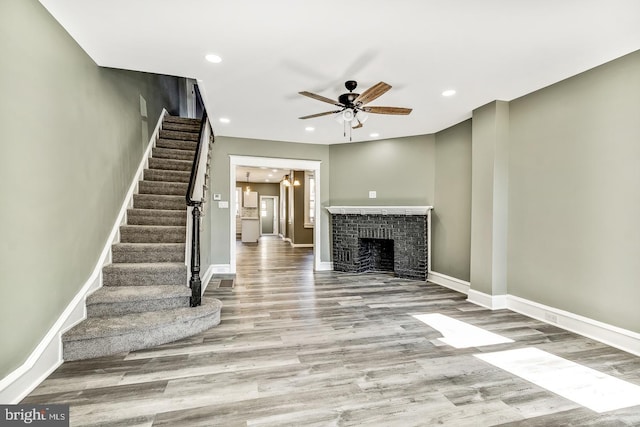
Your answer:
209,136 -> 330,264
433,120 -> 472,281
470,101 -> 510,296
508,50 -> 640,332
329,135 -> 436,206
0,0 -> 181,379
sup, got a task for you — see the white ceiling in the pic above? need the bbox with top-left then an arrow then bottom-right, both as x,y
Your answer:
235,166 -> 288,184
40,0 -> 640,144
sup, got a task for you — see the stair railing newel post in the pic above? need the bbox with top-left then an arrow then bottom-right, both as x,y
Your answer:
189,202 -> 202,306
186,84 -> 209,307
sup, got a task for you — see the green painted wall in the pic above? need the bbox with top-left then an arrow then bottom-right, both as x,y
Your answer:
209,136 -> 330,264
0,0 -> 181,379
508,50 -> 640,332
329,135 -> 436,206
433,120 -> 472,281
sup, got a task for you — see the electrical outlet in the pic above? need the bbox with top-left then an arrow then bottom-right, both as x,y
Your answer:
369,191 -> 377,199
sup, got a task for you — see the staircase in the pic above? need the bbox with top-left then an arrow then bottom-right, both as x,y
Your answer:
62,115 -> 222,361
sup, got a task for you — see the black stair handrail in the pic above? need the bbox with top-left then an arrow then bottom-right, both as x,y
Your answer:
186,84 -> 210,307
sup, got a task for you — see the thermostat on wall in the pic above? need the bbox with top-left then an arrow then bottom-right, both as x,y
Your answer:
213,193 -> 222,200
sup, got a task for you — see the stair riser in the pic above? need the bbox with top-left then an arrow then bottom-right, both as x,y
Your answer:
112,246 -> 185,263
156,139 -> 198,152
87,297 -> 190,317
162,122 -> 201,133
139,181 -> 189,196
143,169 -> 191,183
62,306 -> 221,361
103,268 -> 187,287
159,130 -> 199,142
148,158 -> 193,172
133,195 -> 185,210
152,148 -> 196,161
120,227 -> 186,243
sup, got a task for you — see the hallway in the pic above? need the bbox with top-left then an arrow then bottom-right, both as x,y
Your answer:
22,237 -> 640,426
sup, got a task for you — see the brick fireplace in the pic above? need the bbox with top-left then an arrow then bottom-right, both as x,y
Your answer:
327,206 -> 432,280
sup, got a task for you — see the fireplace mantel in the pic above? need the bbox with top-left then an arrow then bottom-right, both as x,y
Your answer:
326,206 -> 433,216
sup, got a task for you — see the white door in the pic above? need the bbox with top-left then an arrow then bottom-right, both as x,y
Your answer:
260,196 -> 278,235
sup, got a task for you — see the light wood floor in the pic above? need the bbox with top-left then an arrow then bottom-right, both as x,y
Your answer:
24,236 -> 640,426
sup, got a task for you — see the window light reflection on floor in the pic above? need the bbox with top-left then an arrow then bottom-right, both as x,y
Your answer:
412,313 -> 514,348
475,347 -> 640,413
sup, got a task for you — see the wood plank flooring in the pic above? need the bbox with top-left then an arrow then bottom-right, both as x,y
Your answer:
23,236 -> 640,426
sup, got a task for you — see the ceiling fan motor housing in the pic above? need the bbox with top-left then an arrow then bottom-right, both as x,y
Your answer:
338,92 -> 359,107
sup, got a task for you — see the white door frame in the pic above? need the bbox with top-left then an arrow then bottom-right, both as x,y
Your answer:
259,195 -> 278,235
229,155 -> 322,273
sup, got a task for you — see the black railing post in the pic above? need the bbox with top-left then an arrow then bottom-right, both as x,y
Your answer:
189,203 -> 202,306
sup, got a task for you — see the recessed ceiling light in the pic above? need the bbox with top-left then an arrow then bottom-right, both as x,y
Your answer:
305,126 -> 315,132
442,89 -> 456,97
268,174 -> 273,177
370,133 -> 380,138
205,54 -> 222,63
265,179 -> 270,182
272,169 -> 278,173
219,117 -> 230,124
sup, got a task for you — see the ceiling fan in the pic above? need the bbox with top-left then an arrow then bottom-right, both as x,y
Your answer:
298,80 -> 412,140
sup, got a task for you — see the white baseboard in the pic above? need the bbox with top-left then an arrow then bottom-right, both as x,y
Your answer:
290,243 -> 314,248
316,261 -> 334,271
0,110 -> 167,404
507,295 -> 640,357
210,264 -> 233,274
427,271 -> 470,295
467,289 -> 508,310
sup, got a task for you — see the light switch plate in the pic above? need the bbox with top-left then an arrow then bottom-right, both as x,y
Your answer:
218,201 -> 229,208
369,191 -> 377,199
213,193 -> 222,200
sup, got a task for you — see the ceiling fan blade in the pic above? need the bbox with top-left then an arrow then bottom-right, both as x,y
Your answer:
354,81 -> 392,105
363,106 -> 412,115
299,110 -> 342,120
299,91 -> 343,107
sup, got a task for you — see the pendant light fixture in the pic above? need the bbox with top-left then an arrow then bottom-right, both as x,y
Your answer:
245,172 -> 251,194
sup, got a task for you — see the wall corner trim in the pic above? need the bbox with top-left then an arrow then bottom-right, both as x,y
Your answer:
466,289 -> 508,310
316,262 -> 334,271
507,295 -> 640,357
0,110 -> 167,404
427,271 -> 470,295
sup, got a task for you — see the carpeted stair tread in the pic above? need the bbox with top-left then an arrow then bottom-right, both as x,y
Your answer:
159,129 -> 199,142
163,116 -> 201,125
155,139 -> 198,152
138,181 -> 189,196
152,147 -> 196,161
112,243 -> 185,263
120,225 -> 186,243
133,194 -> 186,210
143,168 -> 191,183
103,262 -> 187,286
162,122 -> 201,133
86,286 -> 191,317
127,209 -> 186,226
62,297 -> 223,360
148,157 -> 193,172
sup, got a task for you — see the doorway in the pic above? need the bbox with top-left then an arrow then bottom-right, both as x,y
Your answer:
229,155 -> 322,273
260,196 -> 278,235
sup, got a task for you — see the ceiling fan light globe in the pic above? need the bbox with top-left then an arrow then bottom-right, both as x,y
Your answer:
355,110 -> 369,123
342,109 -> 355,122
